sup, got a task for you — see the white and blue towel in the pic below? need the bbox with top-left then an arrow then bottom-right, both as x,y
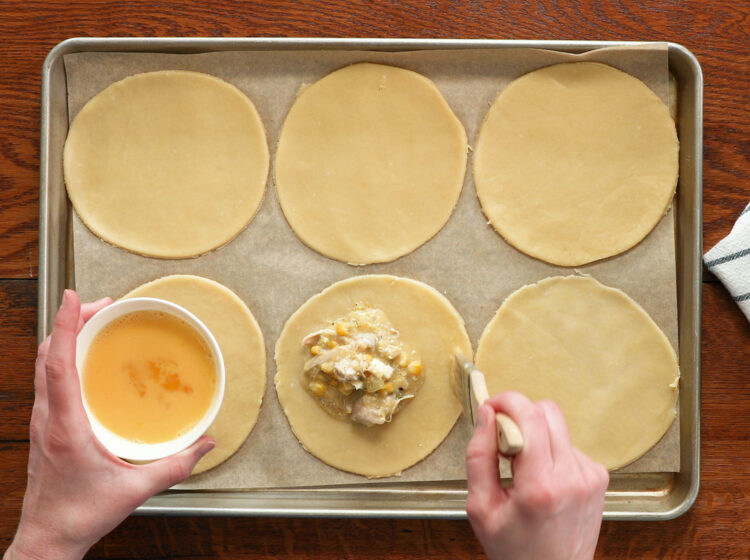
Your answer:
704,202 -> 750,322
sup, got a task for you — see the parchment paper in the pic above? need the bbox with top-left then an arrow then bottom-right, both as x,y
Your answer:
64,45 -> 680,489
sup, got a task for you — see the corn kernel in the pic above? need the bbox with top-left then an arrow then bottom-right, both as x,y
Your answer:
328,339 -> 337,349
321,361 -> 334,374
339,382 -> 354,395
378,383 -> 394,395
398,354 -> 408,368
310,345 -> 322,355
336,322 -> 349,336
408,360 -> 422,375
329,378 -> 338,388
311,382 -> 326,397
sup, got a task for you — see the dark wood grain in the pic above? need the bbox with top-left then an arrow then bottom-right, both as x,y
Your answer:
0,280 -> 37,440
1,1 -> 749,558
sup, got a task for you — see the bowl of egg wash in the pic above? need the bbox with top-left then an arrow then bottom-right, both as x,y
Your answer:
76,297 -> 225,462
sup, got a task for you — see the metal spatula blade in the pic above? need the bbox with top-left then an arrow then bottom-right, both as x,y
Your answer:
452,350 -> 478,424
452,350 -> 524,456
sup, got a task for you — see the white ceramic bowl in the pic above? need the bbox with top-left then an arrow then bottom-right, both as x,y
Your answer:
76,297 -> 225,461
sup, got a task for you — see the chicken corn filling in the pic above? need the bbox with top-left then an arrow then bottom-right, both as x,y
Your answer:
301,305 -> 424,427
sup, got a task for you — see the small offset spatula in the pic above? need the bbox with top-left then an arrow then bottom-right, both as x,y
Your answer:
453,351 -> 524,456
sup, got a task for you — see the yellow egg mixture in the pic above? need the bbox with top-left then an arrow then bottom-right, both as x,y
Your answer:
82,310 -> 216,444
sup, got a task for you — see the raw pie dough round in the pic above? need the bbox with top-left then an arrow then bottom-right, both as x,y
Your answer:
275,275 -> 471,477
64,71 -> 269,258
125,275 -> 266,475
275,63 -> 468,265
474,62 -> 679,266
476,275 -> 679,470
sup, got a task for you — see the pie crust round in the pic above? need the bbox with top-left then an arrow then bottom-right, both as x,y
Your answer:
64,71 -> 269,258
476,275 -> 679,470
275,63 -> 467,265
275,274 -> 471,477
474,62 -> 679,266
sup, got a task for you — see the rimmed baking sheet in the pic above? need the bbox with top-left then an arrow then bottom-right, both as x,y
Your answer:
39,38 -> 702,519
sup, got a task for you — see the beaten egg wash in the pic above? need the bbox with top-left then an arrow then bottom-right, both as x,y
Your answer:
82,310 -> 216,444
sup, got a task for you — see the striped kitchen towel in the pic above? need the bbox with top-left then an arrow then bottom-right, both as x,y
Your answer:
704,202 -> 750,321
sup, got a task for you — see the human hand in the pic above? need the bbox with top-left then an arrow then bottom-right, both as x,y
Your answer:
5,290 -> 215,560
466,391 -> 609,560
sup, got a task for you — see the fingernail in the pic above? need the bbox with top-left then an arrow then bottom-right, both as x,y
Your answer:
61,289 -> 72,307
198,439 -> 216,459
477,405 -> 488,429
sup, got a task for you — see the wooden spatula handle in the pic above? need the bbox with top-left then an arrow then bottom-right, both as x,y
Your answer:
469,369 -> 524,456
495,412 -> 524,456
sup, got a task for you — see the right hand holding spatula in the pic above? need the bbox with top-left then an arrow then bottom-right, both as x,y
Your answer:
466,391 -> 609,560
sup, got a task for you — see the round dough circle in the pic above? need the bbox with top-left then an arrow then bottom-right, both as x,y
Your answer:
125,275 -> 266,475
474,62 -> 679,266
275,275 -> 471,477
64,71 -> 270,258
275,63 -> 468,265
476,276 -> 679,470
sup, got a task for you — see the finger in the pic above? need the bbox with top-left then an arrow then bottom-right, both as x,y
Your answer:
31,337 -> 52,434
77,297 -> 113,333
538,400 -> 575,466
34,336 -> 52,405
574,448 -> 610,494
139,436 -> 216,495
572,448 -> 608,534
466,404 -> 506,515
485,391 -> 553,482
46,290 -> 86,424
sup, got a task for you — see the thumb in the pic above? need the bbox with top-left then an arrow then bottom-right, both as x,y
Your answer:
140,436 -> 215,495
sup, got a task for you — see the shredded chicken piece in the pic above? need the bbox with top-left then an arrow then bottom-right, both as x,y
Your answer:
333,356 -> 367,383
301,328 -> 335,346
354,332 -> 378,351
351,394 -> 398,426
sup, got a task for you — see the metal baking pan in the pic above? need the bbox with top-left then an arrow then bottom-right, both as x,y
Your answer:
39,38 -> 702,520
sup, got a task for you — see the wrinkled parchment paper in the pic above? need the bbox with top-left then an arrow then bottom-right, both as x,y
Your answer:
64,44 -> 679,489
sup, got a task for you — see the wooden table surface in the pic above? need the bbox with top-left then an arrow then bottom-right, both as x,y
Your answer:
2,1 -> 749,558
